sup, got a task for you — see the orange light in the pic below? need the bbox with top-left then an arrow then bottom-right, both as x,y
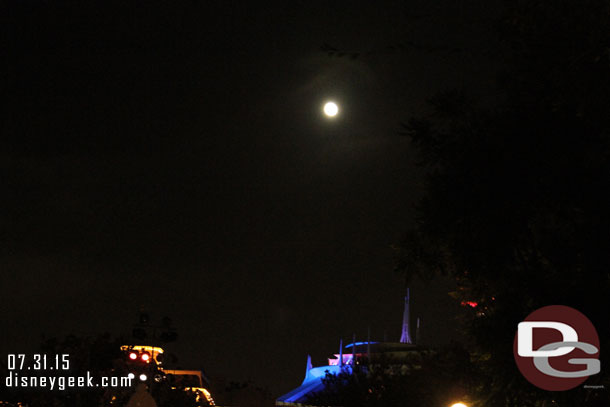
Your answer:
120,345 -> 164,365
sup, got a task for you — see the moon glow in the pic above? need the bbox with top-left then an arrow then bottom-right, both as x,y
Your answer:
323,101 -> 339,117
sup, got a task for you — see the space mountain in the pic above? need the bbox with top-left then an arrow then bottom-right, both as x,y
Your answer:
276,290 -> 422,406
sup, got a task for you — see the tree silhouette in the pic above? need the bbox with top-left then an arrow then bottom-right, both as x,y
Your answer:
308,345 -> 477,407
396,1 -> 610,406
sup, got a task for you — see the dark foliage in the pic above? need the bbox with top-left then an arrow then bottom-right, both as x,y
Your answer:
395,1 -> 610,406
307,345 -> 477,407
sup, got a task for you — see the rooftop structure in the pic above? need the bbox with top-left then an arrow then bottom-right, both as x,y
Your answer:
277,291 -> 421,406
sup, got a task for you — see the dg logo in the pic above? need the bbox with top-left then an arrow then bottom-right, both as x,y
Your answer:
513,305 -> 600,391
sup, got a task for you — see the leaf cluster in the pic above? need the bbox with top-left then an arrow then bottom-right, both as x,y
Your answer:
395,1 -> 610,405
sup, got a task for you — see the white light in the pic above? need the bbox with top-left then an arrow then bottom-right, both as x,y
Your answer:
323,102 -> 339,117
450,403 -> 468,407
128,373 -> 135,380
139,374 -> 147,381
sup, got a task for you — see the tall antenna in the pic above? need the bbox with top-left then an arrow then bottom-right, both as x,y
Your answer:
339,338 -> 343,366
399,288 -> 413,344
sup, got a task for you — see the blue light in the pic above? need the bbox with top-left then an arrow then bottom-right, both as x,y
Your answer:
278,365 -> 350,404
344,341 -> 378,349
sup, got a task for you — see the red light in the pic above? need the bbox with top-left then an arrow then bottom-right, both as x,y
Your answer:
129,352 -> 138,360
141,353 -> 150,362
461,300 -> 478,308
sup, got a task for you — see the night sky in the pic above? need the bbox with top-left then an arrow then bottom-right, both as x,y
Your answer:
2,0 -> 499,395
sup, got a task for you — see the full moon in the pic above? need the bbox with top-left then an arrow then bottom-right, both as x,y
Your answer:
323,101 -> 339,117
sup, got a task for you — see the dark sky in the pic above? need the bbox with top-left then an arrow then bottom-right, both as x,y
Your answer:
2,0 -> 499,395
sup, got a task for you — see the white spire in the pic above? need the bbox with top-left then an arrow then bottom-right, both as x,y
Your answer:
304,354 -> 313,381
400,288 -> 413,344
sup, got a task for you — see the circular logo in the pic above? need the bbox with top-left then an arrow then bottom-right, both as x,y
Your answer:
513,305 -> 600,391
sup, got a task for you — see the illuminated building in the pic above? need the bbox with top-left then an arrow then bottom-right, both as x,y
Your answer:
163,369 -> 215,406
276,291 -> 421,406
121,345 -> 215,406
